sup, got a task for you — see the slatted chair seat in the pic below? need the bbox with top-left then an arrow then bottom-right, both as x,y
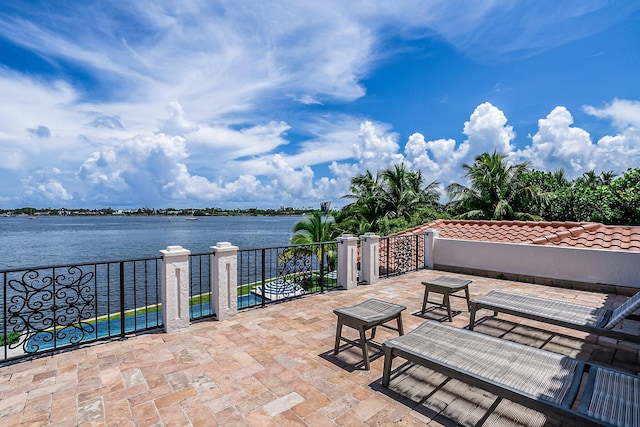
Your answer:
469,290 -> 640,344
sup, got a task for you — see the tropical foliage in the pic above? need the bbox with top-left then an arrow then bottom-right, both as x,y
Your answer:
445,151 -> 544,220
290,210 -> 338,245
294,154 -> 640,239
338,163 -> 445,235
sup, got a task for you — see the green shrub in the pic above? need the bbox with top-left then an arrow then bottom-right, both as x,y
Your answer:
0,332 -> 21,346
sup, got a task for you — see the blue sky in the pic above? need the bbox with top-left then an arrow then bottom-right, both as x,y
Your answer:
1,1 -> 639,210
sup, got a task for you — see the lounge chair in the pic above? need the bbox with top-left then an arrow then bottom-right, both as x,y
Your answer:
468,290 -> 640,344
252,280 -> 305,301
382,321 -> 639,427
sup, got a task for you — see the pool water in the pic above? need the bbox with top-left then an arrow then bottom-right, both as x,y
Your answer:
26,294 -> 265,352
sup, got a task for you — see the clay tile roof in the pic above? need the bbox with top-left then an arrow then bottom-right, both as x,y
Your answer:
396,219 -> 640,252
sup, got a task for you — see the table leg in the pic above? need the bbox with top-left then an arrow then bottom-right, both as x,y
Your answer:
397,314 -> 404,336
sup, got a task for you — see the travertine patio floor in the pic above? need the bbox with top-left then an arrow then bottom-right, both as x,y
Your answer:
1,269 -> 638,426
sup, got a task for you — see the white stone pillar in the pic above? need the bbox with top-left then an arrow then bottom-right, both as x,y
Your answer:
160,245 -> 191,333
211,242 -> 239,321
424,229 -> 439,269
337,234 -> 358,290
360,232 -> 380,285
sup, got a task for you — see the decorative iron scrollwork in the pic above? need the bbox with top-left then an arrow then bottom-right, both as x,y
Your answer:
380,235 -> 424,277
6,266 -> 96,353
277,246 -> 314,291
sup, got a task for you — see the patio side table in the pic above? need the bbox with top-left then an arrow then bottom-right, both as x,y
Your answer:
333,298 -> 406,370
421,276 -> 472,321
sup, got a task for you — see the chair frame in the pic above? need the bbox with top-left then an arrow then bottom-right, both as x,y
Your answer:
468,290 -> 640,344
382,321 -> 638,427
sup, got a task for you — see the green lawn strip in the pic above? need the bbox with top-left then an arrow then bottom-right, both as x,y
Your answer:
0,332 -> 21,345
4,270 -> 338,343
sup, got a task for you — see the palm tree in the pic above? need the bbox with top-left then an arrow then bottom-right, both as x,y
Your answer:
600,170 -> 616,185
340,164 -> 442,233
380,163 -> 415,220
290,211 -> 336,245
287,210 -> 338,289
406,169 -> 441,207
342,170 -> 382,206
446,151 -> 539,220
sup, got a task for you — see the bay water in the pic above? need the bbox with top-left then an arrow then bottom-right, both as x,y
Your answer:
0,215 -> 304,270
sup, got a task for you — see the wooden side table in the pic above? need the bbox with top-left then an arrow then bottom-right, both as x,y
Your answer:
421,276 -> 472,321
333,298 -> 406,370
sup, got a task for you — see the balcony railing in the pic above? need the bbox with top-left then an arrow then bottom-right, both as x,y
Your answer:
379,234 -> 424,278
189,253 -> 213,320
237,242 -> 339,309
1,257 -> 163,363
1,235 -> 422,364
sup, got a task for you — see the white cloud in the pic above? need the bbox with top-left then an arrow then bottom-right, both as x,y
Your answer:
584,98 -> 640,130
353,121 -> 404,172
0,2 -> 637,208
157,101 -> 199,135
462,102 -> 515,156
584,99 -> 640,172
77,133 -> 202,203
404,133 -> 441,173
402,102 -> 514,187
420,1 -> 639,61
20,168 -> 72,203
294,94 -> 323,105
518,107 -> 595,175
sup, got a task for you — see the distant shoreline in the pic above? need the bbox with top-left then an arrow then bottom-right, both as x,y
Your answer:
1,207 -> 316,217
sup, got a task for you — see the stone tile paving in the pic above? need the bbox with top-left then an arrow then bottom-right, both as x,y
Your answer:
0,269 -> 638,426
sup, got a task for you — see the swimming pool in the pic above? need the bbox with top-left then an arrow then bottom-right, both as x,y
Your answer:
26,294 -> 266,352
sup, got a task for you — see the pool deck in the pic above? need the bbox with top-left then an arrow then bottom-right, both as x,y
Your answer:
1,269 -> 638,426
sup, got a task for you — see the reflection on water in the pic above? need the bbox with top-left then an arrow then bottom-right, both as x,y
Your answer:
0,215 -> 303,270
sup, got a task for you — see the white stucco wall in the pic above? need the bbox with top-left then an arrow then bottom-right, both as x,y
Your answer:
433,238 -> 640,289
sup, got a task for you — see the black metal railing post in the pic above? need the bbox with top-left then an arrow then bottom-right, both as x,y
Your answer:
2,271 -> 6,360
119,262 -> 125,338
386,238 -> 390,278
319,244 -> 325,292
260,249 -> 266,308
415,235 -> 419,271
52,267 -> 57,350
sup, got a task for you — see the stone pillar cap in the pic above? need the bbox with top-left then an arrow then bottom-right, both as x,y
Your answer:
160,245 -> 191,255
338,234 -> 358,241
211,242 -> 239,252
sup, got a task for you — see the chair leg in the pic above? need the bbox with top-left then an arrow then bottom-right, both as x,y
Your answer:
421,288 -> 430,314
359,327 -> 370,370
334,318 -> 343,355
397,315 -> 404,336
469,304 -> 477,330
381,345 -> 393,387
370,326 -> 377,340
444,292 -> 453,321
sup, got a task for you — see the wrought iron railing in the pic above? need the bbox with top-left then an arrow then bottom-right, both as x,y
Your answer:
1,257 -> 162,363
189,253 -> 213,320
237,242 -> 339,309
379,234 -> 424,278
1,236 -> 425,363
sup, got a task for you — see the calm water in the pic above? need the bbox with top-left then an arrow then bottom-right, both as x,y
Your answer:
0,215 -> 304,270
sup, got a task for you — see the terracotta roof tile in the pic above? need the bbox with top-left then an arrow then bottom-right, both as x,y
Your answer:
397,220 -> 640,252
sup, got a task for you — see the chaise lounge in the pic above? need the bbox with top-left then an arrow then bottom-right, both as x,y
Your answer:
468,290 -> 640,344
382,320 -> 639,427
